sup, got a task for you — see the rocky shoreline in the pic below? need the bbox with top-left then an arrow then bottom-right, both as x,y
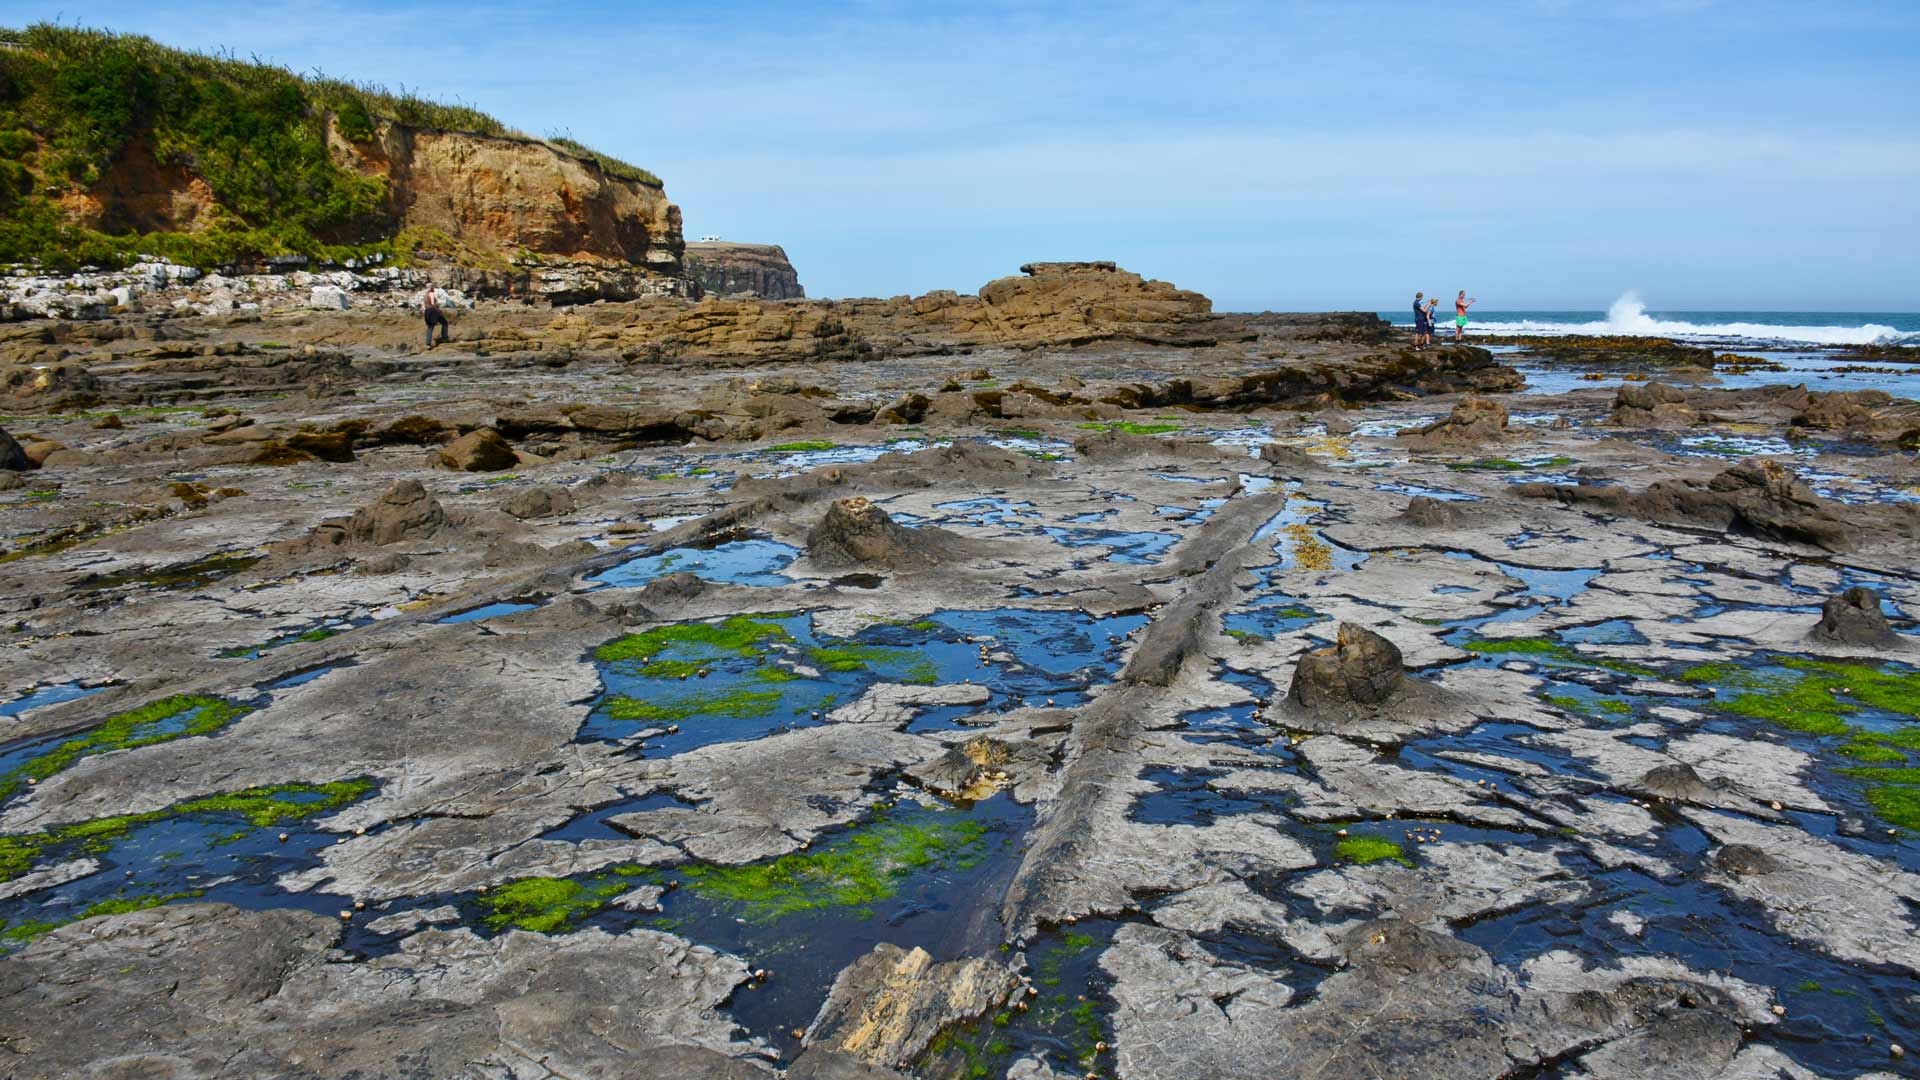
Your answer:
0,264 -> 1914,1080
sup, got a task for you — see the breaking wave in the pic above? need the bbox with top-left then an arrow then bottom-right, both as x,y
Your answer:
1471,293 -> 1917,347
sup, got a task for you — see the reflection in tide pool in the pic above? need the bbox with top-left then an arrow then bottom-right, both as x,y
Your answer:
0,683 -> 104,718
579,608 -> 1146,753
593,539 -> 800,588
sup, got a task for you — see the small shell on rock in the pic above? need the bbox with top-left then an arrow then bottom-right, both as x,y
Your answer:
1771,1004 -> 1786,1016
337,910 -> 353,921
1769,801 -> 1783,811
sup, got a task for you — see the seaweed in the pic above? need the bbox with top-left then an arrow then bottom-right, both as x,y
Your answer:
0,694 -> 250,801
0,779 -> 372,884
676,812 -> 989,921
593,615 -> 793,664
1335,834 -> 1412,867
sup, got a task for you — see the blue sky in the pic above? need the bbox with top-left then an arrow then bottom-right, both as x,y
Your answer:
14,1 -> 1919,311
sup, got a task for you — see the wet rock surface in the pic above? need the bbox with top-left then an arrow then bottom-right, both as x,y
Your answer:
0,291 -> 1916,1080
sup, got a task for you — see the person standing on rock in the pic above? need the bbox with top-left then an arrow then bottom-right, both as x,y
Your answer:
1453,290 -> 1477,341
421,284 -> 450,350
1426,298 -> 1442,347
1412,292 -> 1430,349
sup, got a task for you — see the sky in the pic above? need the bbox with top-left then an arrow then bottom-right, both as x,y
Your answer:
12,1 -> 1920,311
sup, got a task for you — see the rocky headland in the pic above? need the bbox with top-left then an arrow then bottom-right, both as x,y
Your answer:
686,242 -> 807,300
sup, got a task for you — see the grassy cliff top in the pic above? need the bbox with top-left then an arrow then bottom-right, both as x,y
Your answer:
0,24 -> 659,271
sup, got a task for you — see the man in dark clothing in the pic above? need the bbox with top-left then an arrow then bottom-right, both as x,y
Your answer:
1412,292 -> 1431,349
422,285 -> 450,349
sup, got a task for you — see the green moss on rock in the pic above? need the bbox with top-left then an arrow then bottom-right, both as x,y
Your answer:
0,778 -> 372,884
678,813 -> 989,921
593,615 -> 793,664
807,645 -> 937,684
1335,834 -> 1412,867
604,687 -> 783,724
475,871 -> 648,933
0,694 -> 250,801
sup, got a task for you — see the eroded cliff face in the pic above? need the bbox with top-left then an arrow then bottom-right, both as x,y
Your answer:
58,119 -> 684,275
683,242 -> 805,299
335,122 -> 684,273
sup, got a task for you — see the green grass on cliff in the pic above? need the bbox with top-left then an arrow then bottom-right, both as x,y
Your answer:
0,24 -> 657,270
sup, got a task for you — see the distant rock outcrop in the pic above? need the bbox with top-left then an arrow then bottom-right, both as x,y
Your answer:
1397,395 -> 1509,451
684,242 -> 805,300
1515,458 -> 1856,552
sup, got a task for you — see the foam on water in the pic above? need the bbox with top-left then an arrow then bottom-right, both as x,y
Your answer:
1465,293 -> 1918,347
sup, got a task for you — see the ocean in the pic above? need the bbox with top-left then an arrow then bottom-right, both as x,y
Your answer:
1378,294 -> 1919,348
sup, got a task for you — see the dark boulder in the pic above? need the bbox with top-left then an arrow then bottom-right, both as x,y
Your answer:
1396,395 -> 1508,450
501,484 -> 576,520
437,427 -> 517,472
808,497 -> 970,571
0,425 -> 33,471
1810,586 -> 1899,647
874,392 -> 930,425
1637,763 -> 1721,804
286,430 -> 355,463
1707,843 -> 1785,877
1515,458 -> 1853,552
1612,381 -> 1697,429
345,479 -> 448,546
1289,623 -> 1406,709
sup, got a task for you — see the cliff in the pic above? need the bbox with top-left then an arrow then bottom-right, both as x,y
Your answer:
332,126 -> 682,273
0,25 -> 682,279
683,242 -> 805,299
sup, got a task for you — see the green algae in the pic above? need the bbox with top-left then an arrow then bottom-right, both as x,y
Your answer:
634,658 -> 707,679
1335,834 -> 1412,867
78,552 -> 263,592
0,779 -> 373,884
216,626 -> 336,659
604,687 -> 783,724
1679,656 -> 1920,739
1679,656 -> 1920,830
921,927 -> 1111,1076
593,615 -> 794,664
676,813 -> 989,921
1076,421 -> 1182,436
1465,636 -> 1654,676
0,695 -> 250,801
476,867 -> 653,933
1446,455 -> 1576,472
806,644 -> 937,685
1837,740 -> 1910,764
767,440 -> 838,453
1835,768 -> 1920,831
